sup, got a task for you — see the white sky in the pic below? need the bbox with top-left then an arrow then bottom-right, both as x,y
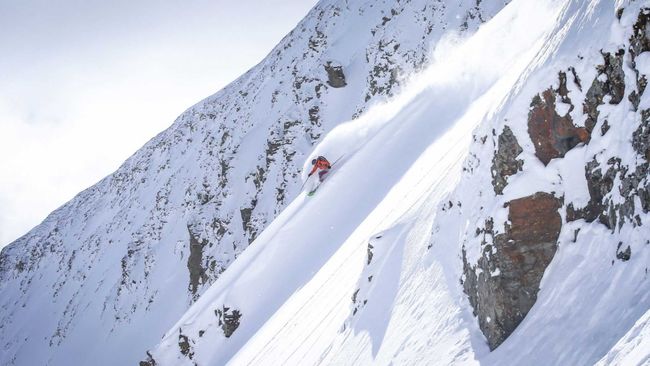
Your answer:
0,0 -> 318,248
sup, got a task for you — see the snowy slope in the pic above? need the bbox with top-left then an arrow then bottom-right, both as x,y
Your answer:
145,0 -> 650,365
596,309 -> 650,366
0,1 -> 508,365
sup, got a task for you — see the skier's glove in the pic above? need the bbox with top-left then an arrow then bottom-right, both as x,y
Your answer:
308,173 -> 313,177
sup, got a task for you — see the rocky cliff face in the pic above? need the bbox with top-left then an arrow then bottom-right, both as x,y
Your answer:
0,0 -> 507,365
458,4 -> 650,351
462,192 -> 562,349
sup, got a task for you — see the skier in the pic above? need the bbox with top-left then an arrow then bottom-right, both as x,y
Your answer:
308,155 -> 331,182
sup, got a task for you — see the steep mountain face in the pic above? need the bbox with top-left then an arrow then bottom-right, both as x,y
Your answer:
458,3 -> 650,356
0,1 -> 507,365
144,0 -> 649,365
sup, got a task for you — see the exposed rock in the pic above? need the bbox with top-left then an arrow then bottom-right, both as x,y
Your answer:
629,8 -> 650,61
629,90 -> 641,111
601,120 -> 611,136
569,149 -> 649,230
187,226 -> 208,297
462,192 -> 562,350
634,111 -> 650,213
557,71 -> 573,106
616,7 -> 625,21
139,351 -> 157,366
240,207 -> 253,233
584,50 -> 626,131
567,158 -> 616,224
215,306 -> 241,338
364,38 -> 404,101
633,109 -> 650,162
367,243 -> 374,265
491,125 -> 524,195
239,200 -> 260,243
178,331 -> 194,359
569,66 -> 582,91
324,62 -> 347,88
569,86 -> 650,229
638,74 -> 648,97
308,105 -> 320,126
616,242 -> 632,262
460,0 -> 487,31
528,89 -> 588,165
601,50 -> 626,105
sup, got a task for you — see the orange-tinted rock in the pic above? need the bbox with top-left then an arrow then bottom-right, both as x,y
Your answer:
528,89 -> 588,165
505,192 -> 563,245
462,192 -> 562,350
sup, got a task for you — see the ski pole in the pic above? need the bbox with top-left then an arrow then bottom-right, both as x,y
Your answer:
299,178 -> 308,192
331,154 -> 345,167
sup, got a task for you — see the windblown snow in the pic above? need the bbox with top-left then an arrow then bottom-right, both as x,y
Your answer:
2,0 -> 650,366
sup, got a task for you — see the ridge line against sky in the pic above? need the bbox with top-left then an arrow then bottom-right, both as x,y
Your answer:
0,0 -> 318,248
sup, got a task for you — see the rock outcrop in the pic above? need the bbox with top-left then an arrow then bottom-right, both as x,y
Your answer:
462,192 -> 562,350
491,125 -> 524,195
324,62 -> 347,88
528,88 -> 588,165
629,8 -> 650,61
568,62 -> 649,231
187,226 -> 208,297
215,306 -> 242,338
584,50 -> 626,131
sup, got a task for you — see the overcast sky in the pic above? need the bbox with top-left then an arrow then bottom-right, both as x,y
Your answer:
0,0 -> 318,248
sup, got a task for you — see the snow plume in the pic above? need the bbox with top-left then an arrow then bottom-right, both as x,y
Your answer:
305,0 -> 560,180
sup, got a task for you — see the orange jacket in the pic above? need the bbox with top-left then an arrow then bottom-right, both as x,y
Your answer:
309,157 -> 331,176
